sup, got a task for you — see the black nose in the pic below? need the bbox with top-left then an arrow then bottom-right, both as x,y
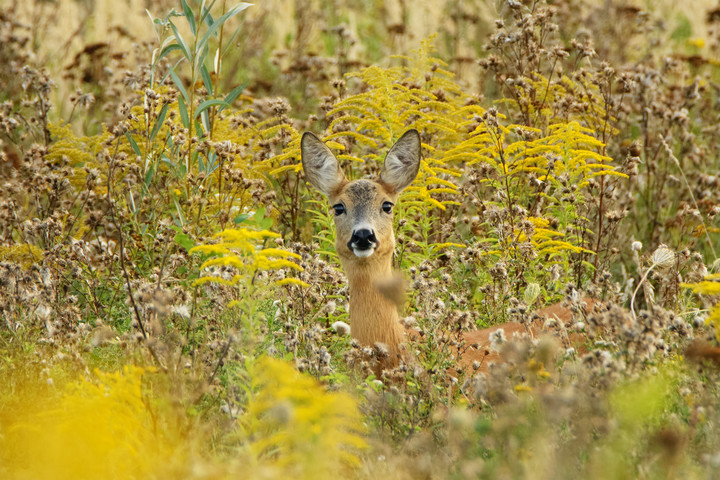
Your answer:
348,228 -> 377,250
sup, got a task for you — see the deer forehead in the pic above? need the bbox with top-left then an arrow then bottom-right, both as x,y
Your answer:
335,179 -> 393,206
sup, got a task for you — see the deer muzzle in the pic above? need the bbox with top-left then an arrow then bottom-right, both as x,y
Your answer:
348,228 -> 377,258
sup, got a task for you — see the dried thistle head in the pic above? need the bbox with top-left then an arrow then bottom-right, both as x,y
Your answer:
650,244 -> 675,270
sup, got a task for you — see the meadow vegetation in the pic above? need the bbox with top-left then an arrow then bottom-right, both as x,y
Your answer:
2,0 -> 720,478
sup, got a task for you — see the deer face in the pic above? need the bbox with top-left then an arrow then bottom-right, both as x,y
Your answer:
301,130 -> 421,265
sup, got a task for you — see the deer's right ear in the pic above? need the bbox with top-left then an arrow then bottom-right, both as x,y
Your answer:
301,132 -> 347,197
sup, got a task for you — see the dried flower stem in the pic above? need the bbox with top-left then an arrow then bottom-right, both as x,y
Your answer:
106,137 -> 166,371
659,135 -> 718,262
630,264 -> 656,321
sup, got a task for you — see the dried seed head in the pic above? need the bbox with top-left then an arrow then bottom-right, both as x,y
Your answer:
322,300 -> 337,315
650,244 -> 675,270
331,321 -> 351,336
489,328 -> 507,352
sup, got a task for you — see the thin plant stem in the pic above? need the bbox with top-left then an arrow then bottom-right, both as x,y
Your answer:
630,263 -> 656,321
660,135 -> 718,262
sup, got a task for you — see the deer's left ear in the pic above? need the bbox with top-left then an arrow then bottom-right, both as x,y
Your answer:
380,129 -> 421,194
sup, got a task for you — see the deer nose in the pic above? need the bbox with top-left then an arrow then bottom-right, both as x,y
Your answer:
349,228 -> 377,251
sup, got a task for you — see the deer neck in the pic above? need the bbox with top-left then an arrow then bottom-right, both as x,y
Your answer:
344,257 -> 405,353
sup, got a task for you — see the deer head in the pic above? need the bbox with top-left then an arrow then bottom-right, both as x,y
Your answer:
301,130 -> 421,270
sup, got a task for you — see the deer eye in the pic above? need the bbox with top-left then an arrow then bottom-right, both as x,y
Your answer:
332,204 -> 346,216
382,201 -> 393,214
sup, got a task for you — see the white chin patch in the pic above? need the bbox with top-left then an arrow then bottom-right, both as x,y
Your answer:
353,247 -> 375,258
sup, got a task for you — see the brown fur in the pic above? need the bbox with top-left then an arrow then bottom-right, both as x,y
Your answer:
458,298 -> 602,372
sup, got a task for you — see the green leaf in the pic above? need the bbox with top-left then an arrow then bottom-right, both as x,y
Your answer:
194,98 -> 228,118
180,0 -> 196,35
149,103 -> 169,141
173,198 -> 186,226
197,3 -> 252,54
202,151 -> 219,174
178,95 -> 190,129
200,110 -> 210,132
222,25 -> 244,56
169,20 -> 191,61
147,8 -> 160,28
144,164 -> 155,187
125,133 -> 141,157
160,154 -> 176,168
671,14 -> 692,41
159,57 -> 183,86
221,83 -> 246,111
170,69 -> 189,104
201,0 -> 216,28
523,283 -> 541,305
194,44 -> 209,80
233,213 -> 251,224
200,64 -> 214,95
174,232 -> 195,252
157,42 -> 183,64
251,207 -> 273,229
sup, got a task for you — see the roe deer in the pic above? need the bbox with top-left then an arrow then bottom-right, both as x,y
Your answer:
458,297 -> 603,371
302,130 -> 603,373
301,129 -> 421,369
